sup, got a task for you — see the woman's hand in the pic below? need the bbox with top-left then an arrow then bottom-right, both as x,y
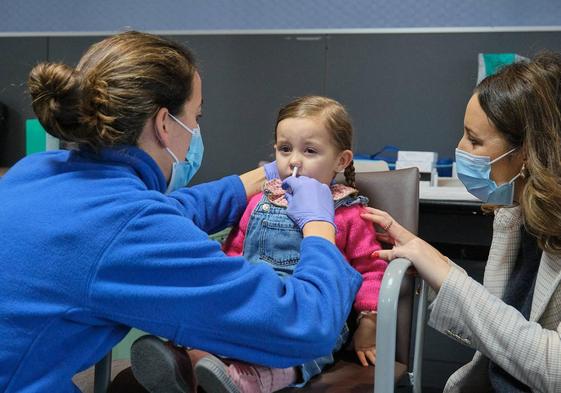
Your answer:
353,313 -> 377,366
282,175 -> 335,242
360,207 -> 451,291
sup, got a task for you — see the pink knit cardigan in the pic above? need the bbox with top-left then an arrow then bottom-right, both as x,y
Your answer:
222,180 -> 388,311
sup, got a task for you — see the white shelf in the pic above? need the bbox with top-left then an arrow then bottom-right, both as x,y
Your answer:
419,180 -> 479,202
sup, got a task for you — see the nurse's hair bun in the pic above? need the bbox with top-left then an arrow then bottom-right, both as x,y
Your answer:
28,31 -> 198,149
28,61 -> 135,148
80,73 -> 119,146
28,62 -> 85,142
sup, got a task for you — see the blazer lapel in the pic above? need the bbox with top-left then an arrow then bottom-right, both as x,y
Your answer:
483,207 -> 523,299
531,252 -> 561,321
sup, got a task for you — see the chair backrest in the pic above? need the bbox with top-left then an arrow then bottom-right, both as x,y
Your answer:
337,167 -> 420,368
336,167 -> 419,235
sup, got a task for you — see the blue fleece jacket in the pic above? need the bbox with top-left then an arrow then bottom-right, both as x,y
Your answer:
0,146 -> 362,392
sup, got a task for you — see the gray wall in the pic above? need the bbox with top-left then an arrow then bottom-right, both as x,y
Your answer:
0,37 -> 46,168
325,32 -> 561,157
2,31 -> 561,183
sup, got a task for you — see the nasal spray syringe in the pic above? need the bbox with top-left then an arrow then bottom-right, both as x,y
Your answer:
291,166 -> 299,177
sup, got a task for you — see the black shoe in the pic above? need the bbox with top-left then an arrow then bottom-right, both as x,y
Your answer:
130,335 -> 195,393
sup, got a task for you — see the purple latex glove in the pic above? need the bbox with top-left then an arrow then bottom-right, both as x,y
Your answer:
264,160 -> 280,180
282,175 -> 335,229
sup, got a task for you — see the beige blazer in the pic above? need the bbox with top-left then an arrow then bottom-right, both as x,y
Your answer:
428,206 -> 561,393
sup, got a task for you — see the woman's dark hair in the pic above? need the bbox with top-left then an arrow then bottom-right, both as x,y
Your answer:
476,51 -> 561,254
28,31 -> 197,148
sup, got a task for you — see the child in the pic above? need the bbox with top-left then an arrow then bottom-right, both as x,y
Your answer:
192,96 -> 388,393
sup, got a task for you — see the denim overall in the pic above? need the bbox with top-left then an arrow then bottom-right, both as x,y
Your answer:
243,192 -> 368,385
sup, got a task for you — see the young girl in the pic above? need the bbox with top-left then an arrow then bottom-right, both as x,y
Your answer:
190,96 -> 388,393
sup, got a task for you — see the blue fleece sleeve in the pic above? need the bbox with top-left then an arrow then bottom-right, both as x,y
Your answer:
167,175 -> 247,234
87,203 -> 362,367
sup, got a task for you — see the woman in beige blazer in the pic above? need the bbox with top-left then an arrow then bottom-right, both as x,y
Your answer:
364,52 -> 561,392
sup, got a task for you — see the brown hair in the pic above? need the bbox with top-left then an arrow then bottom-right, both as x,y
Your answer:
28,31 -> 197,148
476,51 -> 561,254
274,96 -> 355,187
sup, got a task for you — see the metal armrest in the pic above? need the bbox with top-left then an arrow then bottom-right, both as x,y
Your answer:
374,258 -> 428,393
94,352 -> 112,393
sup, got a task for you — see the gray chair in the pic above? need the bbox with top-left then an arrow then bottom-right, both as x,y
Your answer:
346,167 -> 426,393
346,167 -> 425,393
90,167 -> 424,393
278,167 -> 424,393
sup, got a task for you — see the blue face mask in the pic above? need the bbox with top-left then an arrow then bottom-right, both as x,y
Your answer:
455,147 -> 521,205
165,113 -> 204,193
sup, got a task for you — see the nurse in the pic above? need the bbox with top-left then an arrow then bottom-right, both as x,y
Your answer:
364,52 -> 561,392
0,31 -> 361,392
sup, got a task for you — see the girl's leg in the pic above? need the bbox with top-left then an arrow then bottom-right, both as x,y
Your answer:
195,354 -> 296,393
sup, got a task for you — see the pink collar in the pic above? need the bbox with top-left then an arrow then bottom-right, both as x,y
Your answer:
263,178 -> 358,207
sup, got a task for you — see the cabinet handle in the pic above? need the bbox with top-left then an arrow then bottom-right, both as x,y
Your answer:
281,36 -> 323,41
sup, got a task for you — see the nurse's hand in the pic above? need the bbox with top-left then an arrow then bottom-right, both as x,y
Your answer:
360,207 -> 451,291
282,175 -> 335,230
263,160 -> 280,180
240,163 -> 273,199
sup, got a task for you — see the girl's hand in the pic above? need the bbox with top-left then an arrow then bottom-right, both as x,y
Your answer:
353,313 -> 377,366
360,207 -> 451,291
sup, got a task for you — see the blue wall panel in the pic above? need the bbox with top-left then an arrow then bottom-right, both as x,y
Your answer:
1,0 -> 561,34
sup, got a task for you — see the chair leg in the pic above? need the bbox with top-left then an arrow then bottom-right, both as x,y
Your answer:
411,280 -> 428,393
94,352 -> 113,393
374,258 -> 412,393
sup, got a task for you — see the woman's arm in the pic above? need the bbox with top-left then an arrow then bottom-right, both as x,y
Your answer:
239,166 -> 267,199
361,207 -> 451,290
168,166 -> 268,235
361,207 -> 561,391
87,204 -> 362,368
169,175 -> 248,234
430,265 -> 561,392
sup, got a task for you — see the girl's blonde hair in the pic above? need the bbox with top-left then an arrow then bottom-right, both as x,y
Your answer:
28,31 -> 197,149
476,51 -> 561,254
274,96 -> 356,187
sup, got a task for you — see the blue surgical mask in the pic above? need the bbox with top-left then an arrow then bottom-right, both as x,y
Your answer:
165,113 -> 204,193
455,147 -> 521,205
